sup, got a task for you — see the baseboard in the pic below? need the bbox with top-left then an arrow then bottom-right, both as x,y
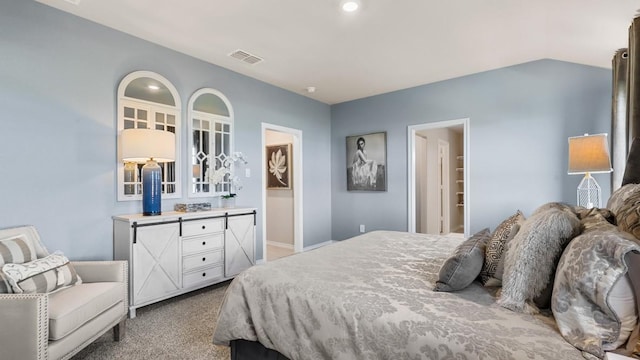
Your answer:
303,240 -> 336,252
256,240 -> 337,264
447,232 -> 465,239
266,241 -> 294,250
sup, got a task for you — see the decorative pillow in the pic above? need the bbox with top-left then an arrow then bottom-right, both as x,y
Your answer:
433,228 -> 491,292
574,206 -> 615,226
481,223 -> 520,287
0,235 -> 37,293
552,214 -> 640,358
607,183 -> 640,240
2,252 -> 82,294
479,210 -> 524,285
498,205 -> 581,314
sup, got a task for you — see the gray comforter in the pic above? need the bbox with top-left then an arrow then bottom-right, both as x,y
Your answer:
213,230 -> 585,360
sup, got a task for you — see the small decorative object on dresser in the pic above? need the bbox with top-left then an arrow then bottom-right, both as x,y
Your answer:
221,194 -> 236,208
174,202 -> 212,212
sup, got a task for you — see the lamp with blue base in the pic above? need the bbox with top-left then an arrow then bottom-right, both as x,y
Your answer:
121,128 -> 176,216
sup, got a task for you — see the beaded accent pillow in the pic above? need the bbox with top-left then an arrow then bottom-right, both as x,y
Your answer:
479,210 -> 525,285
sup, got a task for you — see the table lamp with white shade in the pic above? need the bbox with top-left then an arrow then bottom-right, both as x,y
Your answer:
567,133 -> 613,209
121,128 -> 175,215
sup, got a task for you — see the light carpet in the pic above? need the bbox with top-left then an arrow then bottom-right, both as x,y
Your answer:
72,281 -> 231,360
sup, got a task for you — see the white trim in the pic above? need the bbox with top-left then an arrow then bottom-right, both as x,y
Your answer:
437,139 -> 450,234
407,118 -> 470,238
303,240 -> 336,252
267,241 -> 294,250
261,123 -> 304,262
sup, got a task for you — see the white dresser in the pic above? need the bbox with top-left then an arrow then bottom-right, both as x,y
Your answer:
113,208 -> 256,318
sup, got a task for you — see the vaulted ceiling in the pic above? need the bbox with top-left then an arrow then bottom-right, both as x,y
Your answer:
36,0 -> 640,104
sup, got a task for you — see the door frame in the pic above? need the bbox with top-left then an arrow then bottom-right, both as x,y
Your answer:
261,123 -> 304,262
437,139 -> 450,234
407,118 -> 469,237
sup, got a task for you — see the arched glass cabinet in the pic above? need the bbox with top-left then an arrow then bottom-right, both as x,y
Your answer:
117,71 -> 182,201
187,88 -> 235,197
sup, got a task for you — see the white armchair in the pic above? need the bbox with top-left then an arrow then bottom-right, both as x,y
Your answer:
0,225 -> 128,360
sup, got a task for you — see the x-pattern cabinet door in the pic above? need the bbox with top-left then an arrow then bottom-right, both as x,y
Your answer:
132,223 -> 181,305
225,214 -> 255,277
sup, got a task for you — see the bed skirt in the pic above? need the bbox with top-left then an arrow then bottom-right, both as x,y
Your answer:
230,339 -> 290,360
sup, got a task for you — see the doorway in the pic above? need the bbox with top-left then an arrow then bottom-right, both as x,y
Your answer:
408,118 -> 469,237
261,123 -> 303,263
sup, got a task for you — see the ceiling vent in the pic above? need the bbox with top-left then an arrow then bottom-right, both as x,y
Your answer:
229,49 -> 264,65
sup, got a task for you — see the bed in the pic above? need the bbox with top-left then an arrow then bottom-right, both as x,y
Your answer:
213,230 -> 609,360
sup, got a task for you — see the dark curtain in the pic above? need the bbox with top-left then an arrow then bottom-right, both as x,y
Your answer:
628,17 -> 640,150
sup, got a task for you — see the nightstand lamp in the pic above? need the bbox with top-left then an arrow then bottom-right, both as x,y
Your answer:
568,133 -> 613,209
121,128 -> 175,215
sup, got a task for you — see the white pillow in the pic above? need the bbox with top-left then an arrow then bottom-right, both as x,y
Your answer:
603,273 -> 637,350
2,251 -> 82,294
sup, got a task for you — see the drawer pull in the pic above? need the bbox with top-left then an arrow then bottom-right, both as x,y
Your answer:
202,273 -> 206,277
202,257 -> 206,262
202,225 -> 206,229
202,241 -> 206,246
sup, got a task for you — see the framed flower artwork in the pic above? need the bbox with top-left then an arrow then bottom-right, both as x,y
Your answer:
266,143 -> 292,189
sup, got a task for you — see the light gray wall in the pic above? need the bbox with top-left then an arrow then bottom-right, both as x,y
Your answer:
331,60 -> 612,241
0,0 -> 331,261
266,131 -> 294,246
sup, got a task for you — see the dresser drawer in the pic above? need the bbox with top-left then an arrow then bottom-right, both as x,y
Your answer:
183,265 -> 223,288
182,234 -> 223,254
183,250 -> 223,271
182,218 -> 224,237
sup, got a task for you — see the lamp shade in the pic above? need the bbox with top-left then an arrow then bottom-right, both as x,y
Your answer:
568,133 -> 613,174
121,128 -> 175,163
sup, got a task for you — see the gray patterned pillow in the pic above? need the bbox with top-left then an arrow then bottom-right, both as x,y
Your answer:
552,214 -> 640,358
607,183 -> 640,240
498,206 -> 581,314
2,252 -> 82,294
434,228 -> 490,292
0,235 -> 37,293
479,210 -> 524,285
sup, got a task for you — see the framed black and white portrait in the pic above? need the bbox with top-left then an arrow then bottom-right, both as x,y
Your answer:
346,132 -> 386,191
266,143 -> 292,189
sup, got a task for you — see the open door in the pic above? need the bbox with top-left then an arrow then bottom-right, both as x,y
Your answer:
408,118 -> 468,237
